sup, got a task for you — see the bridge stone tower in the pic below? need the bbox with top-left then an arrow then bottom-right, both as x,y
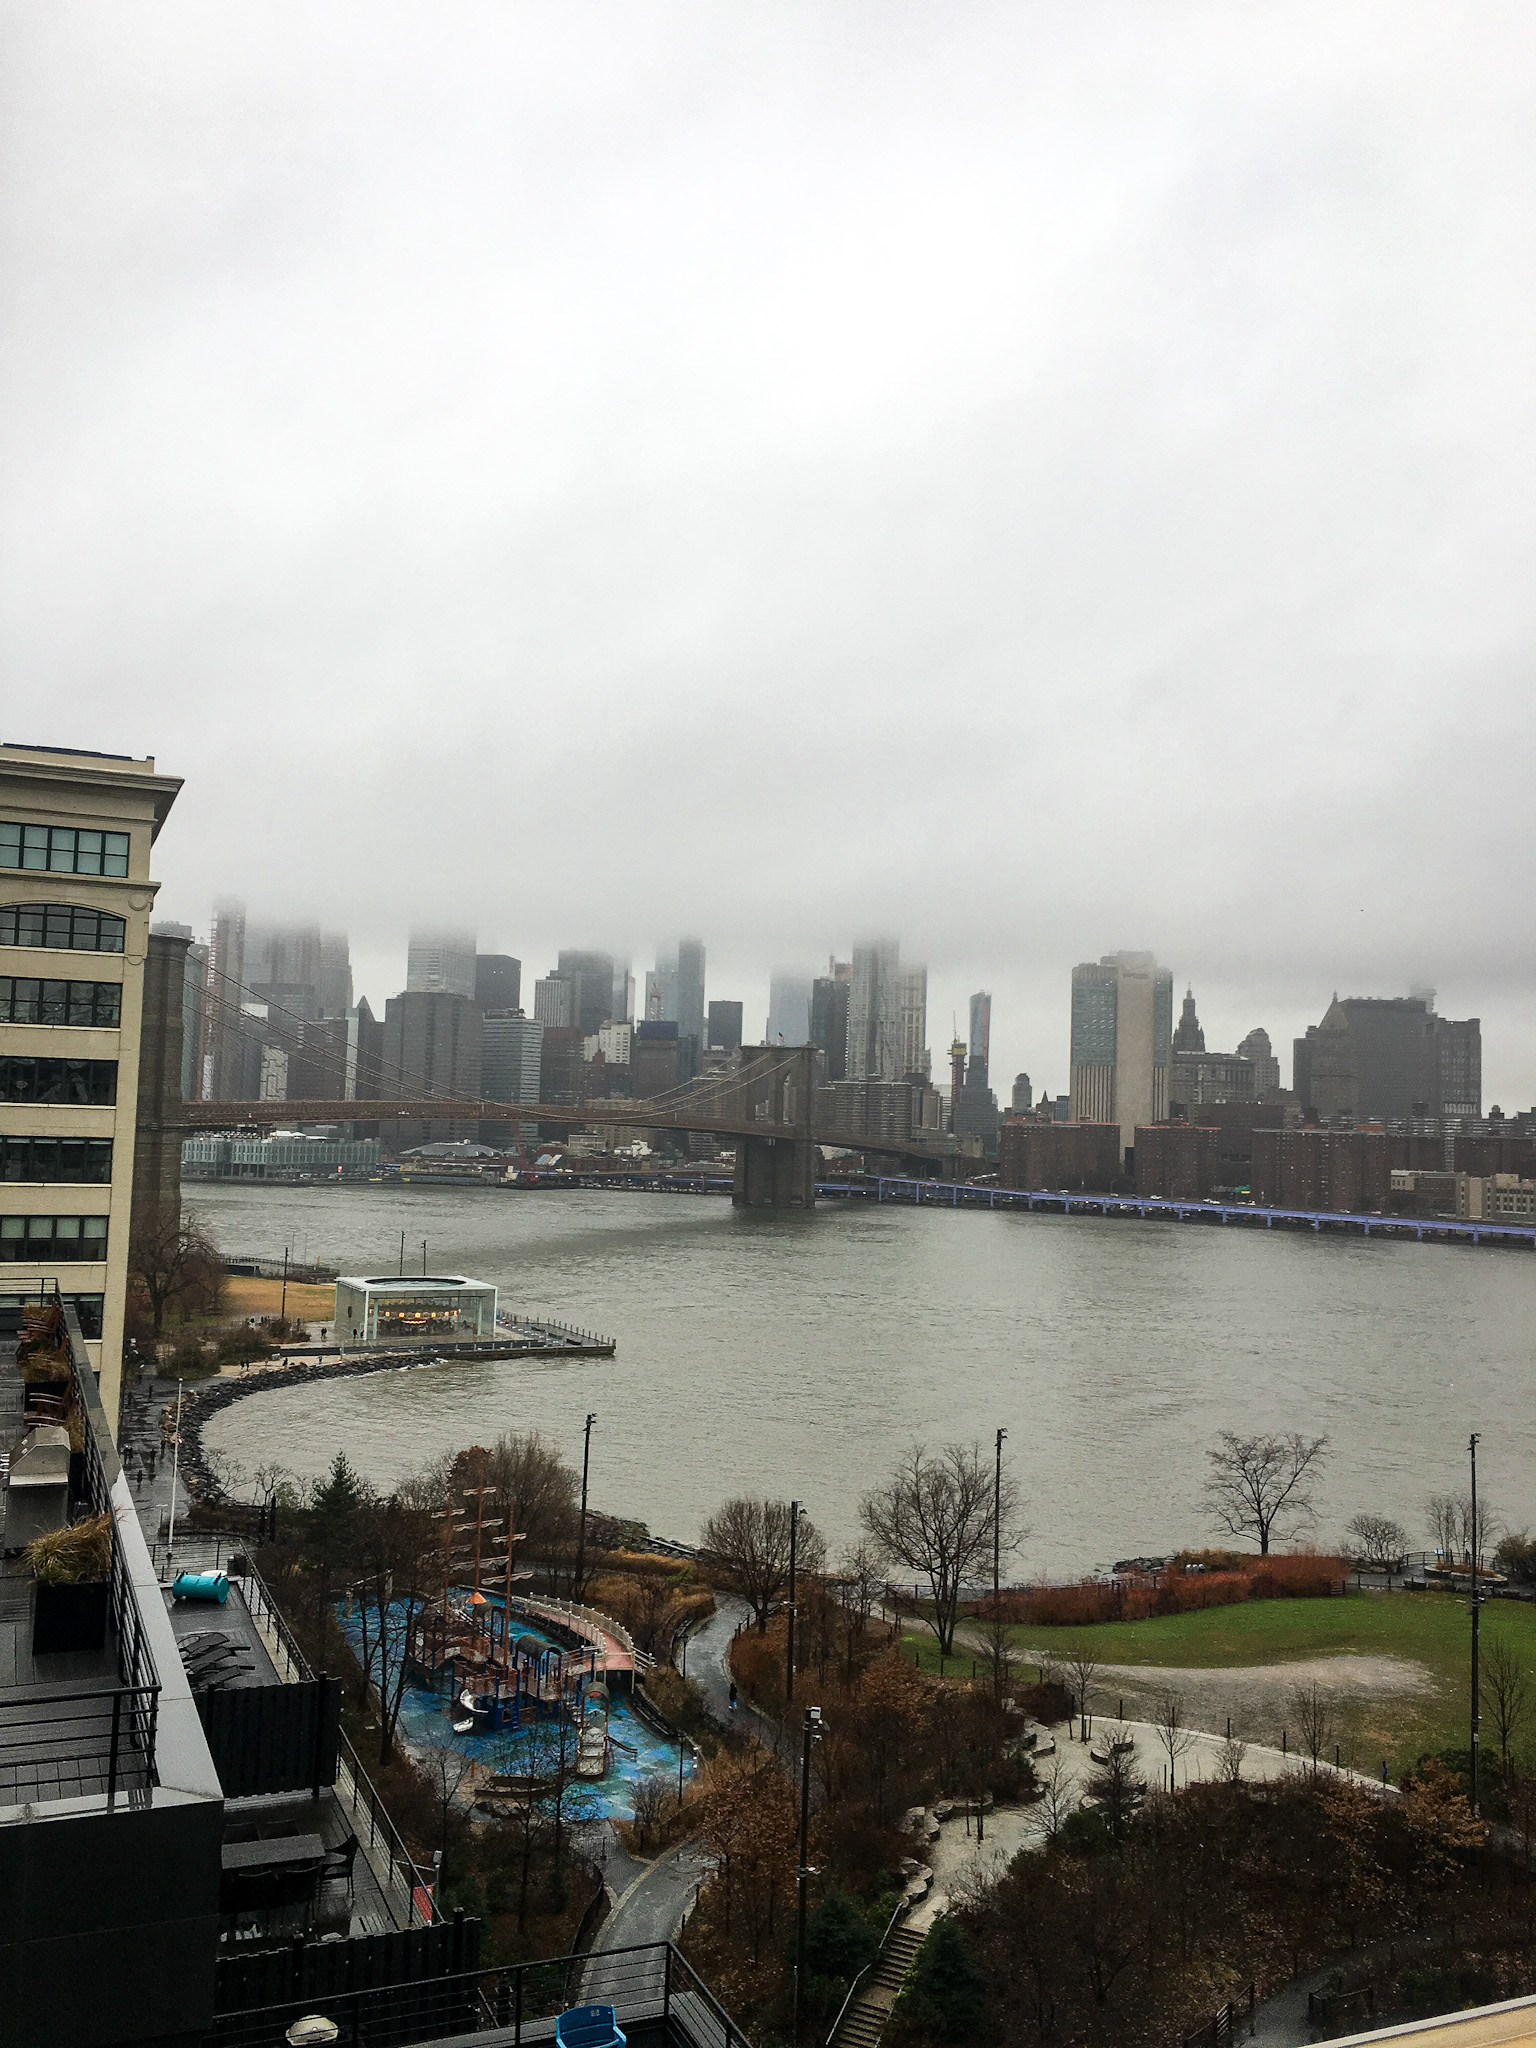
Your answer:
732,1045 -> 817,1209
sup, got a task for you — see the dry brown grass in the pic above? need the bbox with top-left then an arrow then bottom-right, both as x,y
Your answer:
25,1511 -> 112,1584
223,1276 -> 336,1320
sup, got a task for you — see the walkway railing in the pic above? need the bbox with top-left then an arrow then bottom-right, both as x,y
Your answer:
512,1592 -> 655,1675
0,1682 -> 160,1803
825,1899 -> 908,2046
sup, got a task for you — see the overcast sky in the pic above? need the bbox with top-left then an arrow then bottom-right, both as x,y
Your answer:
2,3 -> 1532,1099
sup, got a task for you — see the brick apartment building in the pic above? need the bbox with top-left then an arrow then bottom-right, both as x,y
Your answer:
998,1118 -> 1121,1192
1134,1122 -> 1220,1199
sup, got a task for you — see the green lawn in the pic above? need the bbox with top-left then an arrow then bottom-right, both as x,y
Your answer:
897,1591 -> 1536,1773
1000,1590 -> 1536,1682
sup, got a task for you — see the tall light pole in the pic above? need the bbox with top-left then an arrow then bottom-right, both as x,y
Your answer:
574,1413 -> 596,1600
1470,1431 -> 1482,1817
280,1246 -> 290,1323
786,1500 -> 800,1706
792,1705 -> 822,2044
993,1428 -> 1008,1607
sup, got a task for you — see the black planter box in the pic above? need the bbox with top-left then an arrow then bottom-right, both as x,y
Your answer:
33,1578 -> 110,1655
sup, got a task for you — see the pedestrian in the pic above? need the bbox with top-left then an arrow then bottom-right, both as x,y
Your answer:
728,1681 -> 737,1712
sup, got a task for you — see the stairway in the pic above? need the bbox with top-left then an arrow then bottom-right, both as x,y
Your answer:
830,1922 -> 925,2048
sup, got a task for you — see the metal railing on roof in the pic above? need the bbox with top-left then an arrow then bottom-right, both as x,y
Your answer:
206,1938 -> 746,2048
0,1295 -> 162,1810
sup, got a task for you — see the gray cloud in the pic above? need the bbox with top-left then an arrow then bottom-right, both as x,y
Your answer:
2,2 -> 1531,1097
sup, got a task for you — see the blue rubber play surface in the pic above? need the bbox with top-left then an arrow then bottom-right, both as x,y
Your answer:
337,1600 -> 694,1819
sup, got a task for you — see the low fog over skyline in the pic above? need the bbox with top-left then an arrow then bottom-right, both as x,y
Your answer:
2,5 -> 1531,1099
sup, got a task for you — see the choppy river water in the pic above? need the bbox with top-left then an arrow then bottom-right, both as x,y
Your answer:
193,1182 -> 1534,1578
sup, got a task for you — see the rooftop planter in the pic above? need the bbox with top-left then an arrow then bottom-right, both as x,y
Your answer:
26,1512 -> 113,1655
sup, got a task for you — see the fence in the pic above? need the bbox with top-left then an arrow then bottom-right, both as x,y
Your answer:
196,1675 -> 341,1798
212,1912 -> 480,2046
1182,1983 -> 1255,2048
205,1939 -> 746,2048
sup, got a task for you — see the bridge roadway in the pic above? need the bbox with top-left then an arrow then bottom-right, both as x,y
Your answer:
837,1175 -> 1536,1248
562,1171 -> 1536,1248
171,1053 -> 963,1203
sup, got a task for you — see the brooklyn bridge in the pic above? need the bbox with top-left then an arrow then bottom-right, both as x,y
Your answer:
173,1046 -> 976,1208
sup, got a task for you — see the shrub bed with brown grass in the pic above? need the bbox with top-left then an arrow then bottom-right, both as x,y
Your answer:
984,1553 -> 1347,1628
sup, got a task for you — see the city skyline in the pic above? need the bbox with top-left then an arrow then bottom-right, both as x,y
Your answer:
159,888 -> 1518,1112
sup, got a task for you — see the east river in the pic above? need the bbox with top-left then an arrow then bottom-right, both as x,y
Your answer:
193,1182 -> 1534,1579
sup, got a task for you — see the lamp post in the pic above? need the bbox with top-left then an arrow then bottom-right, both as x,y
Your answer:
280,1245 -> 289,1323
165,1377 -> 185,1562
786,1500 -> 800,1706
993,1427 -> 1007,1609
1470,1430 -> 1482,1817
574,1413 -> 596,1599
792,1705 -> 823,2044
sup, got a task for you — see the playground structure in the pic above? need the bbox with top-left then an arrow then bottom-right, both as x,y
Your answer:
406,1588 -> 602,1739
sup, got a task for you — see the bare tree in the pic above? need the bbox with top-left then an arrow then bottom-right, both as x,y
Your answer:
421,1741 -> 477,1866
1483,1635 -> 1531,1766
859,1442 -> 1024,1657
630,1772 -> 671,1853
1346,1513 -> 1409,1574
1204,1430 -> 1328,1555
1426,1493 -> 1461,1567
1216,1733 -> 1247,1784
1151,1688 -> 1195,1790
129,1212 -> 226,1336
1289,1680 -> 1334,1774
1065,1651 -> 1100,1741
700,1497 -> 824,1632
1036,1753 -> 1076,1843
833,1539 -> 884,1679
352,1486 -> 442,1764
1427,1490 -> 1497,1571
484,1429 -> 579,1574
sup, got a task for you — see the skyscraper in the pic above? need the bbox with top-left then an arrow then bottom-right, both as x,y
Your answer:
898,966 -> 930,1081
152,920 -> 207,1103
674,938 -> 705,1049
407,928 -> 476,999
475,954 -> 522,1015
1069,950 -> 1174,1151
481,1013 -> 543,1142
245,920 -> 352,1023
968,992 -> 992,1091
612,960 -> 635,1026
810,964 -> 850,1081
847,940 -> 902,1080
766,971 -> 812,1046
1292,995 -> 1480,1121
382,990 -> 482,1146
533,976 -> 573,1028
1172,987 -> 1205,1053
1236,1026 -> 1280,1098
202,896 -> 247,1100
952,989 -> 998,1141
556,950 -> 616,1034
707,1000 -> 744,1053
